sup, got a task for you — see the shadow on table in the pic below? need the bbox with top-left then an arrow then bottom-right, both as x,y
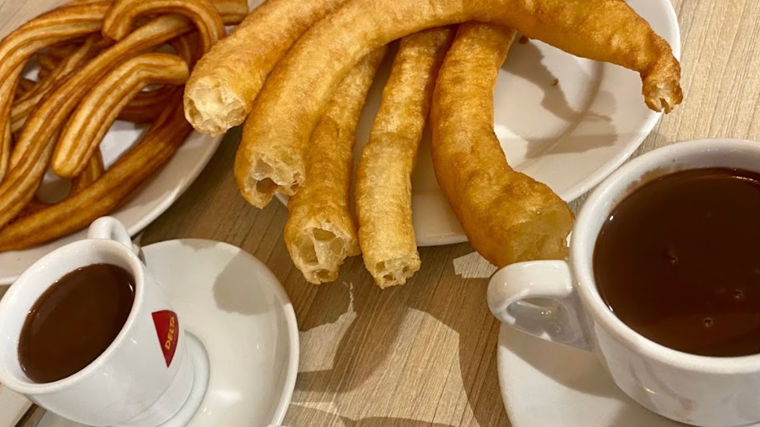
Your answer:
284,404 -> 456,427
293,243 -> 507,426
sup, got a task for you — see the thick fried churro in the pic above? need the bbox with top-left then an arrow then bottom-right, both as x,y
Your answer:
0,94 -> 191,252
184,0 -> 351,136
236,0 -> 683,208
103,0 -> 225,53
284,47 -> 386,284
431,23 -> 574,267
52,53 -> 189,178
356,28 -> 453,288
0,13 -> 209,228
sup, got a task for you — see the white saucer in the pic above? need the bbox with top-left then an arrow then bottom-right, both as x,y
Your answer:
497,325 -> 760,427
29,239 -> 299,427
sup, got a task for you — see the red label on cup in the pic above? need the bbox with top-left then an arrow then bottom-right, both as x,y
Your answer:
151,310 -> 179,367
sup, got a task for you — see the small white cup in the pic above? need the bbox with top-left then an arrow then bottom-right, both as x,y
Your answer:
0,217 -> 195,427
488,139 -> 760,427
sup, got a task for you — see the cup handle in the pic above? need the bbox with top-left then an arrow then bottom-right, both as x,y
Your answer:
487,260 -> 591,351
88,217 -> 141,257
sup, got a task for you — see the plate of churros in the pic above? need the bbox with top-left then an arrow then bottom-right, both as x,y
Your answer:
351,0 -> 681,249
0,0 -> 251,284
181,0 -> 682,288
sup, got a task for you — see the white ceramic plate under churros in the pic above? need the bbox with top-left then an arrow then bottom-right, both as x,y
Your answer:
0,0 -> 256,285
278,0 -> 681,247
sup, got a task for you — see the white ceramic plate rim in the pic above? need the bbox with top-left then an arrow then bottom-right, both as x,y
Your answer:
0,0 -> 231,285
151,239 -> 300,425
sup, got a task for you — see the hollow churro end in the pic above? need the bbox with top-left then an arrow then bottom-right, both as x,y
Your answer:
499,205 -> 573,265
641,46 -> 683,113
235,149 -> 303,208
643,77 -> 683,114
184,79 -> 247,136
368,254 -> 421,289
463,183 -> 574,269
286,223 -> 359,285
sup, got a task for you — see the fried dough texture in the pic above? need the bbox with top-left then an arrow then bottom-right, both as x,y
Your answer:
431,23 -> 574,267
283,47 -> 387,284
184,0 -> 351,136
235,0 -> 682,209
356,28 -> 453,288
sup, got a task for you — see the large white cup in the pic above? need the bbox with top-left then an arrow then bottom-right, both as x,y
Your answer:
0,217 -> 194,427
488,139 -> 760,427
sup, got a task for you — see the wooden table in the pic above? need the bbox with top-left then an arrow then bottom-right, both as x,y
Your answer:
138,1 -> 760,426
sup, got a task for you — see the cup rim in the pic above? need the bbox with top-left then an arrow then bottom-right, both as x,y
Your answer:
572,138 -> 760,373
0,238 -> 145,393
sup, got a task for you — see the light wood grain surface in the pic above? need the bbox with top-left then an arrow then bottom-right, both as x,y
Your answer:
135,1 -> 760,426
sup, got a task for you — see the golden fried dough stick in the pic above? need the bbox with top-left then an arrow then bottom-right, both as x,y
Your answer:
13,78 -> 37,98
0,14 -> 207,228
283,47 -> 387,284
431,23 -> 573,267
119,89 -> 175,123
103,0 -> 225,53
117,34 -> 197,123
47,40 -> 85,59
36,53 -> 60,74
71,149 -> 105,193
0,125 -> 9,183
52,53 -> 189,178
0,93 -> 192,252
11,36 -> 101,133
17,150 -> 104,218
184,0 -> 351,136
0,2 -> 108,184
356,28 -> 453,288
210,0 -> 248,25
67,0 -> 113,5
235,0 -> 682,208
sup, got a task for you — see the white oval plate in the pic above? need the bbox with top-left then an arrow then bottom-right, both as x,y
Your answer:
279,0 -> 681,247
20,239 -> 299,427
0,0 -> 253,285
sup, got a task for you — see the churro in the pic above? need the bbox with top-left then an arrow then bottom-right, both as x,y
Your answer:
36,53 -> 60,74
11,36 -> 100,133
119,87 -> 177,123
47,40 -> 86,59
0,2 -> 108,186
0,93 -> 191,252
430,23 -> 574,267
17,150 -> 104,218
235,0 -> 682,208
14,78 -> 37,98
210,0 -> 248,25
284,47 -> 386,284
356,28 -> 453,288
102,0 -> 225,53
184,0 -> 350,136
52,53 -> 189,178
0,12 -> 211,228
